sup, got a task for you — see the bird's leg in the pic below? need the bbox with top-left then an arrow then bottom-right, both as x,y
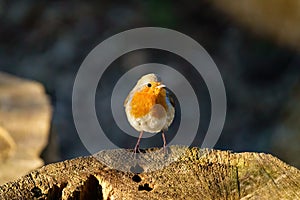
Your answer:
161,131 -> 167,154
134,131 -> 143,154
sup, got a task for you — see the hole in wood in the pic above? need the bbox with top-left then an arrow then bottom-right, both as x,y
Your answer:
31,187 -> 43,198
48,182 -> 67,199
72,175 -> 103,199
138,183 -> 153,192
132,174 -> 142,183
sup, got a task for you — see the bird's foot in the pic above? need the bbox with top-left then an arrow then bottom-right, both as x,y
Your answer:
159,146 -> 168,154
132,145 -> 141,158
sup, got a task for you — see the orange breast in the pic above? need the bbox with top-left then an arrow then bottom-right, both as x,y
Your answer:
156,88 -> 168,111
130,88 -> 168,118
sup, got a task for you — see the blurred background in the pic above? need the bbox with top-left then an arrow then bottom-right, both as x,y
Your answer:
0,0 -> 300,168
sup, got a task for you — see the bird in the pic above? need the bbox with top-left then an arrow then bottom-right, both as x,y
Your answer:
124,73 -> 175,154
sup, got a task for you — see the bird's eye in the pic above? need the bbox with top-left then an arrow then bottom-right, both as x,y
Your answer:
147,83 -> 152,87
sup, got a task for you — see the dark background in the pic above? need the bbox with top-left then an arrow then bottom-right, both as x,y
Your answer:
1,1 -> 299,168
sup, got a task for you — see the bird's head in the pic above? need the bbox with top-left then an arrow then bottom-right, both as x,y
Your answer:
136,73 -> 166,96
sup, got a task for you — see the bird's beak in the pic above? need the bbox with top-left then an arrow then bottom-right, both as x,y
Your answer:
156,84 -> 166,89
154,84 -> 165,95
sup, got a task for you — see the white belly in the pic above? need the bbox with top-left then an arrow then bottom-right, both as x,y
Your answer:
126,104 -> 168,133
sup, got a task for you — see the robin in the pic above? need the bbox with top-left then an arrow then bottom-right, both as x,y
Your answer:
124,73 -> 175,153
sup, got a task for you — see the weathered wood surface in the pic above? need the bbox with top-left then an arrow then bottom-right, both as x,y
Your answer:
0,72 -> 52,185
0,146 -> 299,200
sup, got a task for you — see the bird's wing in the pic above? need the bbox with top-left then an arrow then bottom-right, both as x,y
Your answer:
165,87 -> 175,108
124,88 -> 136,107
124,92 -> 131,107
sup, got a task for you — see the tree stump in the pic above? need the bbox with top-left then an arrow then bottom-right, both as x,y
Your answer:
0,72 -> 52,185
0,126 -> 16,161
0,146 -> 299,199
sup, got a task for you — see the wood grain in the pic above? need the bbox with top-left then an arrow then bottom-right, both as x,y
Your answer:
0,146 -> 299,199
